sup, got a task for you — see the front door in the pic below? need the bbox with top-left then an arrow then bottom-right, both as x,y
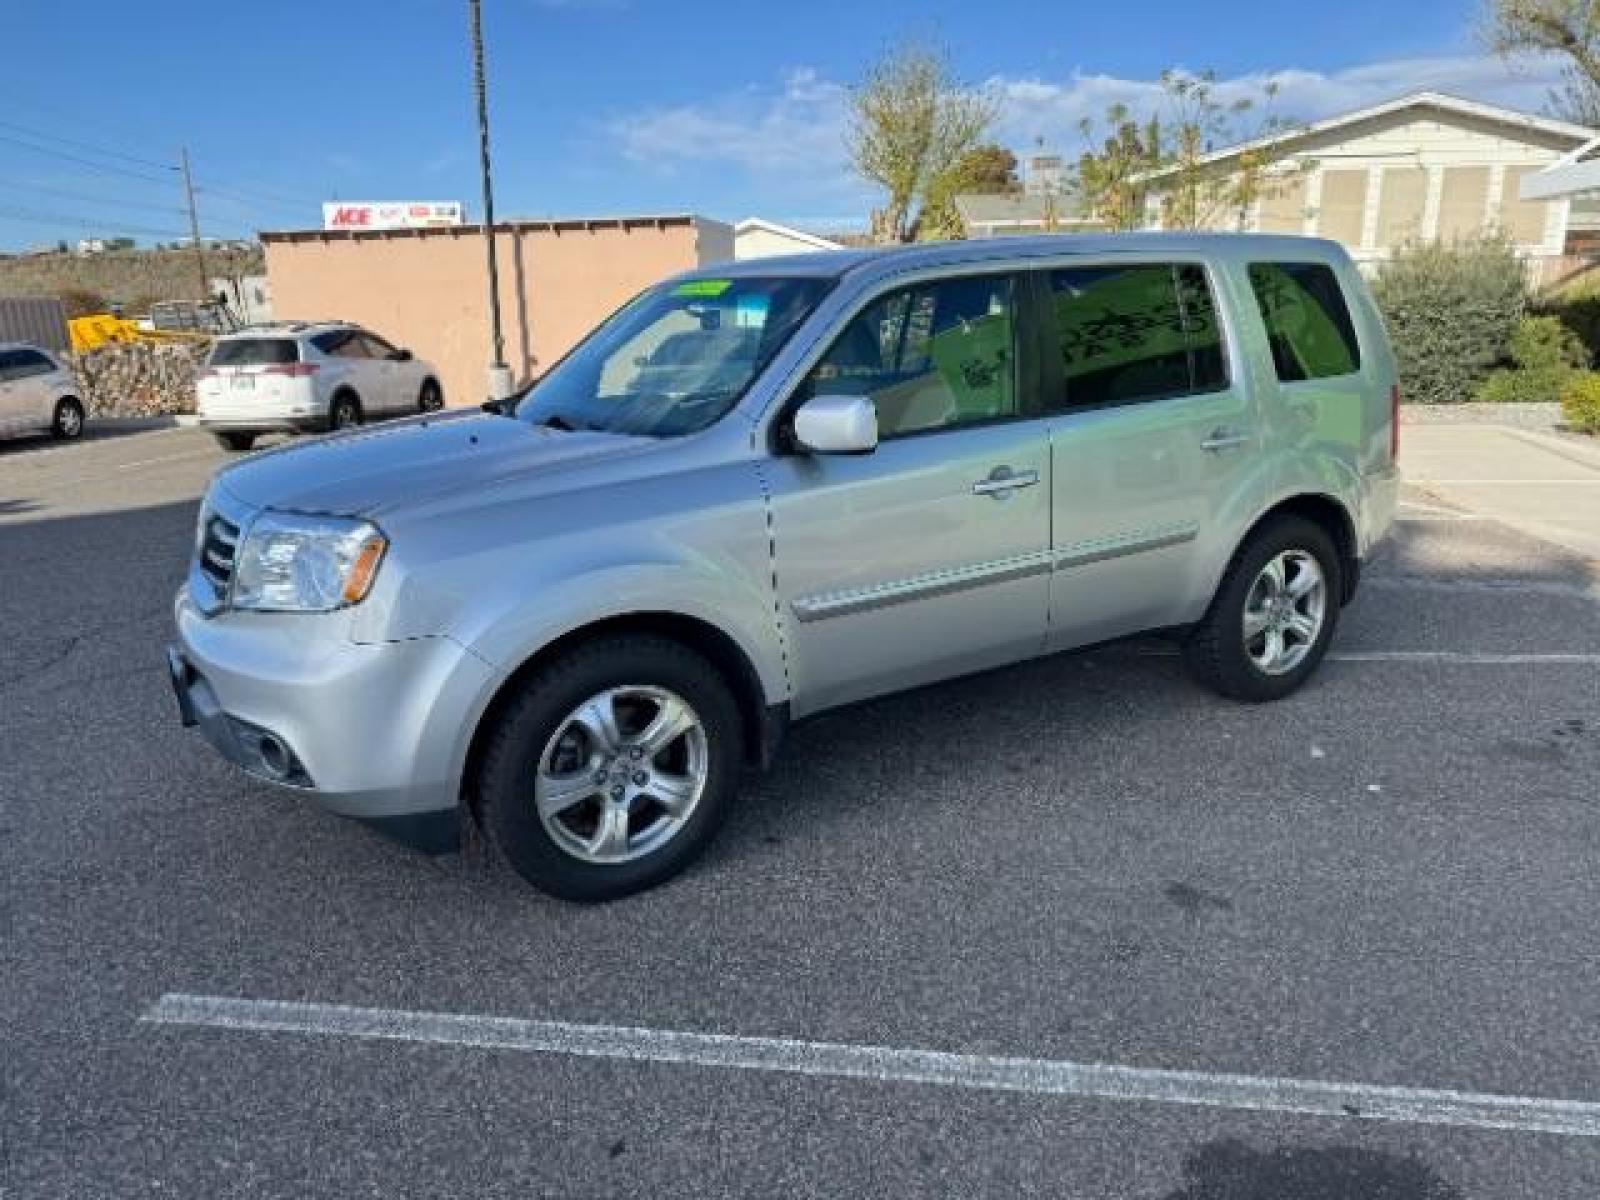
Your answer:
1038,261 -> 1260,649
763,271 -> 1052,716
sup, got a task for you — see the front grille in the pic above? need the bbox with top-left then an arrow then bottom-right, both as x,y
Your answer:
198,512 -> 240,594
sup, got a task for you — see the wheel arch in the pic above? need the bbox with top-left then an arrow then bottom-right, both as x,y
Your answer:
458,610 -> 781,821
1236,493 -> 1360,604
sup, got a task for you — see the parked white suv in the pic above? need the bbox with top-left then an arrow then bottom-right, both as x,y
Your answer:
195,322 -> 442,452
0,343 -> 85,441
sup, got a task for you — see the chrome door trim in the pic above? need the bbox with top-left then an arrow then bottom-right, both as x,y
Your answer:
1055,523 -> 1199,570
792,550 -> 1053,623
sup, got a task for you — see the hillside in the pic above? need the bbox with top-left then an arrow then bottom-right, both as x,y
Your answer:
0,246 -> 264,314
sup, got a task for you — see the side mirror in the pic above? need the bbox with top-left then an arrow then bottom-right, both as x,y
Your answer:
392,348 -> 414,362
793,394 -> 878,455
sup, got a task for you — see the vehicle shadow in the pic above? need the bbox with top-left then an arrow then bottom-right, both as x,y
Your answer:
1158,1137 -> 1463,1200
0,420 -> 177,458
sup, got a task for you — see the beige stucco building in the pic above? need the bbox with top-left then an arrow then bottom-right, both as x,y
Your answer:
1139,92 -> 1597,284
261,215 -> 733,406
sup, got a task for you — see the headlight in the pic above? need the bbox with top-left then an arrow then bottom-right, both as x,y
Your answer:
231,512 -> 387,612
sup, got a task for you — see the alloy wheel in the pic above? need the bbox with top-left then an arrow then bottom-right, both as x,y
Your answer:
533,685 -> 708,864
1242,549 -> 1326,676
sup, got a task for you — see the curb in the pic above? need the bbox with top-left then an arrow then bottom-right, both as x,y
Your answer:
86,416 -> 186,431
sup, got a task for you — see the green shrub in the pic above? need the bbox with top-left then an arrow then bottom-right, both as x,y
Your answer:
1561,371 -> 1600,433
1474,315 -> 1587,403
1508,315 -> 1587,370
1533,293 -> 1600,368
1371,236 -> 1527,404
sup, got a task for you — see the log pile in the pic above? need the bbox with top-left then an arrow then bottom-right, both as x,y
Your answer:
70,340 -> 208,416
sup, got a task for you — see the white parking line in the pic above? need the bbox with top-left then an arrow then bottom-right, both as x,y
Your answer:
142,993 -> 1600,1138
1331,650 -> 1600,664
1408,479 -> 1600,486
1135,646 -> 1600,664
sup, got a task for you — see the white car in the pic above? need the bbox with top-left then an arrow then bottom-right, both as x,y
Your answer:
0,342 -> 85,441
195,322 -> 443,452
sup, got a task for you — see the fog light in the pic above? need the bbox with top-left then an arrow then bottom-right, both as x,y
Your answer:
227,717 -> 312,787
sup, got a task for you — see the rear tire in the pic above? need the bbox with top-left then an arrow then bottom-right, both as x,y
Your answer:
212,431 -> 256,453
51,397 -> 84,440
1182,516 -> 1341,703
475,635 -> 742,902
418,379 -> 444,412
328,392 -> 362,431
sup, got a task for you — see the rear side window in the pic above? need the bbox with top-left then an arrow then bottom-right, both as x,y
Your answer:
1046,263 -> 1227,409
210,338 -> 298,367
1247,262 -> 1361,381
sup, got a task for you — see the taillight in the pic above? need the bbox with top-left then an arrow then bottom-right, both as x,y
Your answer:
262,363 -> 320,377
1389,383 -> 1400,463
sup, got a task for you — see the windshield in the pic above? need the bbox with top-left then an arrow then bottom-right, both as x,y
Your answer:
513,275 -> 833,436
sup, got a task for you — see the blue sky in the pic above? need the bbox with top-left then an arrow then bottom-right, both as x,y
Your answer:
0,0 -> 1572,249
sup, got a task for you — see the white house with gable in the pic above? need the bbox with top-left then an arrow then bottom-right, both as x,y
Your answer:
1138,92 -> 1597,283
733,218 -> 842,261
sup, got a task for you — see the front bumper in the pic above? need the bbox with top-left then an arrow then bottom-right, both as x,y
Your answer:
169,588 -> 496,852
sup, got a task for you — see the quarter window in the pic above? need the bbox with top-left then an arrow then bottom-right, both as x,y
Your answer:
1247,262 -> 1361,381
1046,263 -> 1227,409
805,274 -> 1016,438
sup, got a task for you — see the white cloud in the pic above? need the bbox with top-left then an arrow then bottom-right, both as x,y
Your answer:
603,53 -> 1572,222
608,68 -> 853,179
991,54 -> 1572,149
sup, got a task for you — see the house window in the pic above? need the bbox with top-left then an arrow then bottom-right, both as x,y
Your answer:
1498,166 -> 1550,245
1375,166 -> 1428,248
1316,169 -> 1368,247
1437,166 -> 1491,241
1258,175 -> 1308,234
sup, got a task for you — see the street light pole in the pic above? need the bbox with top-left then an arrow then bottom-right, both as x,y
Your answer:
469,0 -> 510,400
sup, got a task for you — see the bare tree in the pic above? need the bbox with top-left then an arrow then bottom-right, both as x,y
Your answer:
848,44 -> 998,243
1077,70 -> 1307,232
1487,0 -> 1600,125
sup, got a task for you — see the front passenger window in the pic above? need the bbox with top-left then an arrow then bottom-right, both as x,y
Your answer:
805,274 -> 1016,438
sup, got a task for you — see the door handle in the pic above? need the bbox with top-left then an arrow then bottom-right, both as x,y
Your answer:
972,467 -> 1040,496
1201,428 -> 1250,453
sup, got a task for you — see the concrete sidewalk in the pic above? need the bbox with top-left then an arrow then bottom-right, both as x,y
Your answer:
1402,423 -> 1600,559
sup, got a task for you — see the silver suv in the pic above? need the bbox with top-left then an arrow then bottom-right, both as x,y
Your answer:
169,234 -> 1399,901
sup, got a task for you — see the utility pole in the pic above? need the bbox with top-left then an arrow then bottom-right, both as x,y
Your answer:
469,0 -> 510,400
179,147 -> 209,302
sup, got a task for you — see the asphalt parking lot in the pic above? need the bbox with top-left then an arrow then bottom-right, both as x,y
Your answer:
3,426 -> 1599,1198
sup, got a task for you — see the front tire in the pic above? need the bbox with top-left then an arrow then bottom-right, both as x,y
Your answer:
418,379 -> 444,412
1182,516 -> 1341,703
51,397 -> 84,440
212,431 -> 256,453
475,635 -> 742,902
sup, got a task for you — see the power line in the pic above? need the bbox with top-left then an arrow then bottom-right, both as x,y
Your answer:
0,178 -> 187,217
0,133 -> 178,186
0,118 -> 180,174
0,203 -> 243,242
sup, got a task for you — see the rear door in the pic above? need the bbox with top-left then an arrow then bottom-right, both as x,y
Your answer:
763,270 -> 1053,715
1039,259 -> 1261,649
